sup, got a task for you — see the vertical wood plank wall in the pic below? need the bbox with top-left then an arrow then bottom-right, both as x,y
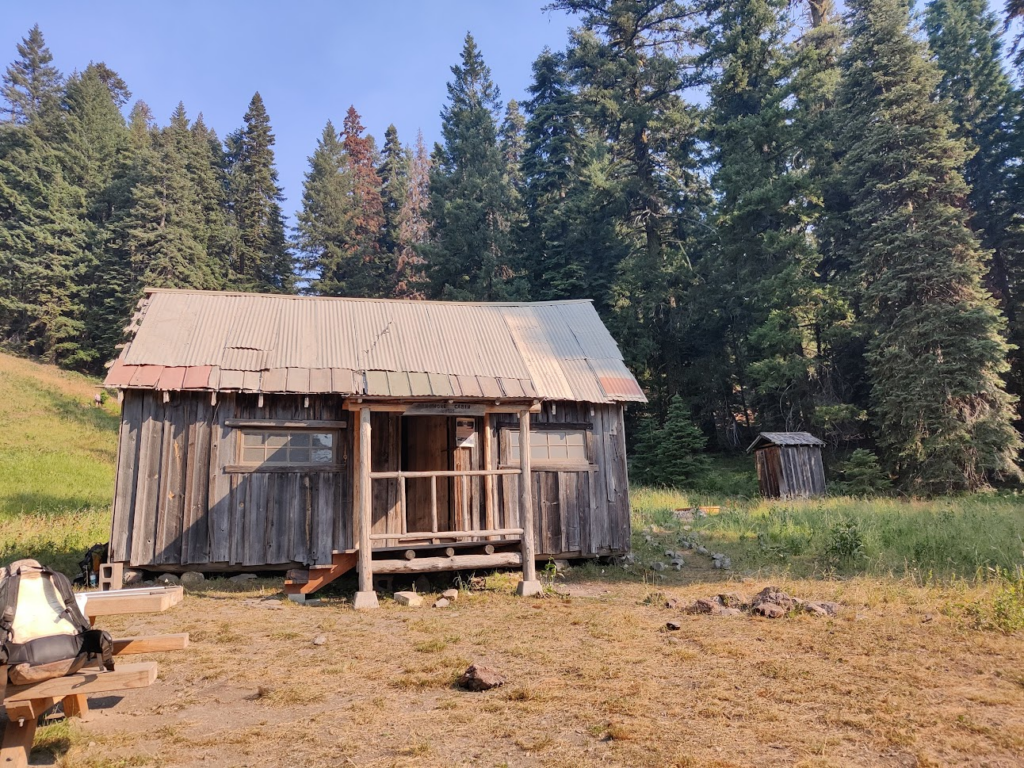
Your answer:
110,390 -> 353,568
109,393 -> 632,568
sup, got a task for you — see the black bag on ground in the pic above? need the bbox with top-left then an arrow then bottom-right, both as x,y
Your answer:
0,559 -> 114,686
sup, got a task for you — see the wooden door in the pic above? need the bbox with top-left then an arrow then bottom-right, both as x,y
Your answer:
451,417 -> 480,531
403,416 -> 449,532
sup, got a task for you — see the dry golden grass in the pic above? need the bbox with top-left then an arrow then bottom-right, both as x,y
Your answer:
38,568 -> 1024,768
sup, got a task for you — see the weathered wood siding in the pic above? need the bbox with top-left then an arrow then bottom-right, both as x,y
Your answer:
491,403 -> 631,557
110,391 -> 353,568
755,445 -> 825,499
110,394 -> 632,568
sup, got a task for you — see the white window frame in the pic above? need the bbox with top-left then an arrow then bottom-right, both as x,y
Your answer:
499,425 -> 592,469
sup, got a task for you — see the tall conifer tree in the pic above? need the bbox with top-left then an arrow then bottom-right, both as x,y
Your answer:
831,0 -> 1020,491
338,106 -> 387,296
926,0 -> 1024,396
297,120 -> 352,295
394,131 -> 431,298
1,26 -> 62,128
227,92 -> 293,292
426,34 -> 524,301
378,123 -> 409,261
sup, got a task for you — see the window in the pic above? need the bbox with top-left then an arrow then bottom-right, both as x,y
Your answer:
504,428 -> 589,467
238,430 -> 337,467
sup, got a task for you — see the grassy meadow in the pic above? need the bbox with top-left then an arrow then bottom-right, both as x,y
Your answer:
3,351 -> 1024,765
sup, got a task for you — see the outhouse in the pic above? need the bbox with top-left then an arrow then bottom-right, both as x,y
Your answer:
747,432 -> 826,499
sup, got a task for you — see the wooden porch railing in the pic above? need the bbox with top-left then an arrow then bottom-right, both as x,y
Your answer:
367,468 -> 523,544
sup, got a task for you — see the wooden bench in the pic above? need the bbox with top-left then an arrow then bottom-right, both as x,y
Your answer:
1,662 -> 158,768
1,633 -> 189,768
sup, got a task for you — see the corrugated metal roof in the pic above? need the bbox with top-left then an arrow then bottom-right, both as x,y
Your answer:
747,432 -> 825,451
106,289 -> 646,403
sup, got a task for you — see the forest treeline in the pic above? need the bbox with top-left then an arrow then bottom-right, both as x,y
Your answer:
3,0 -> 1024,493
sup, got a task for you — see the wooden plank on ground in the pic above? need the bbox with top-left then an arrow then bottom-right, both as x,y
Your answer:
113,633 -> 189,655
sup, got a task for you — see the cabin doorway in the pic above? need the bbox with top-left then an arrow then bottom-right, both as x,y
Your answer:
400,414 -> 481,534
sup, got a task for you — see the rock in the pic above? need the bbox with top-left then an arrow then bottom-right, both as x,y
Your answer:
717,607 -> 743,617
155,573 -> 180,586
696,546 -> 709,556
457,664 -> 506,692
413,576 -> 431,594
751,586 -> 797,612
712,560 -> 723,569
666,620 -> 682,631
665,597 -> 681,609
752,602 -> 786,619
650,561 -> 666,572
718,592 -> 747,609
180,571 -> 205,589
142,580 -> 155,586
685,598 -> 719,615
922,613 -> 934,624
433,598 -> 450,609
671,558 -> 684,571
804,601 -> 839,617
721,557 -> 732,570
122,569 -> 144,586
394,591 -> 423,607
442,588 -> 459,601
664,549 -> 677,558
312,635 -> 327,646
552,559 -> 570,572
229,573 -> 258,582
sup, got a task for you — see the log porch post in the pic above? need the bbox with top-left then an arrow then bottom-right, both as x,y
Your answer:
516,408 -> 542,596
353,406 -> 379,609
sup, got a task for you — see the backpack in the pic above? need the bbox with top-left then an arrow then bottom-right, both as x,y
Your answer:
0,559 -> 115,686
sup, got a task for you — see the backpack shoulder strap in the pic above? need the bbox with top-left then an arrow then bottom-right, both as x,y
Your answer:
42,567 -> 92,633
0,567 -> 20,639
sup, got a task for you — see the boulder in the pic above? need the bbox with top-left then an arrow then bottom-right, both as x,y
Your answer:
441,588 -> 459,601
312,635 -> 327,646
752,602 -> 786,619
180,571 -> 205,589
717,607 -> 743,617
394,591 -> 423,607
685,598 -> 719,615
650,561 -> 666,572
433,598 -> 450,609
155,573 -> 180,586
664,597 -> 681,609
718,592 -> 747,609
458,664 -> 506,692
122,569 -> 145,586
413,575 -> 431,594
696,546 -> 709,556
665,620 -> 682,631
804,601 -> 839,617
671,558 -> 684,571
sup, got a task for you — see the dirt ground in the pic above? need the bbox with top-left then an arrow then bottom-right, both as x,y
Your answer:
27,564 -> 1023,768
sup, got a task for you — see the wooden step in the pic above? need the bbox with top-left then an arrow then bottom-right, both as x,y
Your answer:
283,551 -> 357,596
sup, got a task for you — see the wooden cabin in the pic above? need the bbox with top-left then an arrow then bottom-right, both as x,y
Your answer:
103,289 -> 645,606
748,432 -> 826,499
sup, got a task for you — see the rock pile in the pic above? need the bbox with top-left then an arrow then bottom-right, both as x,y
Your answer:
674,586 -> 839,620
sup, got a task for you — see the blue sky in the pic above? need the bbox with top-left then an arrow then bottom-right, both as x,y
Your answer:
2,1 -> 576,220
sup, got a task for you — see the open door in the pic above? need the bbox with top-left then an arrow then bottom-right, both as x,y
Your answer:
402,416 -> 450,533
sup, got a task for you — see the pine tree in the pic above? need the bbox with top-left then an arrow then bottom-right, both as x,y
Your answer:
394,131 -> 431,298
227,92 -> 293,292
832,0 -> 1021,492
337,106 -> 386,296
521,49 -> 626,305
1,26 -> 62,128
297,120 -> 353,295
926,0 -> 1024,396
628,396 -> 708,488
426,33 -> 525,301
378,123 -> 409,261
697,0 -> 822,433
553,0 -> 709,415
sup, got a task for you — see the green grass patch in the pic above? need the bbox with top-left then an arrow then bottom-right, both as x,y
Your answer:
631,486 -> 1024,581
0,352 -> 117,575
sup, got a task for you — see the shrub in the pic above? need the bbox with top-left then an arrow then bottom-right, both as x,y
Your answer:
832,449 -> 892,496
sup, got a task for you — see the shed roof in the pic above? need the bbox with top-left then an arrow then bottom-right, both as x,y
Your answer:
747,432 -> 825,452
104,289 -> 646,403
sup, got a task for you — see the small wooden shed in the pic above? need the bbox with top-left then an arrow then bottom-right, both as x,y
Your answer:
747,432 -> 826,499
102,289 -> 646,606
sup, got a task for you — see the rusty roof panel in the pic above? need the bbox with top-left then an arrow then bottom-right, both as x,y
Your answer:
181,366 -> 212,390
130,366 -> 163,388
157,366 -> 187,391
111,290 -> 645,403
103,361 -> 137,388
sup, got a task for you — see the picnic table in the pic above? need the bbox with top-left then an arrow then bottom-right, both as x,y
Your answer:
1,585 -> 188,768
